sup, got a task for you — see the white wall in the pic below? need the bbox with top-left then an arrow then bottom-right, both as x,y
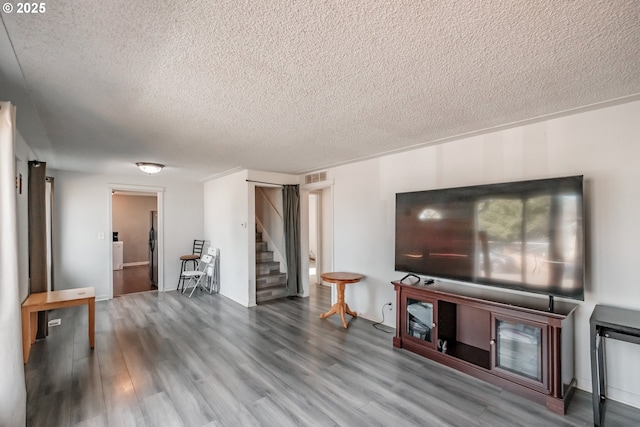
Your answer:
325,100 -> 640,408
53,170 -> 203,300
204,170 -> 252,305
15,131 -> 34,302
204,170 -> 299,306
1,125 -> 31,426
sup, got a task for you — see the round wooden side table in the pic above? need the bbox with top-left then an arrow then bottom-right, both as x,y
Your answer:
320,272 -> 363,328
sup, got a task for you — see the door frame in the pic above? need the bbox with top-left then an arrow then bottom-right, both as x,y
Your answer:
301,181 -> 334,298
308,191 -> 322,285
107,184 -> 165,299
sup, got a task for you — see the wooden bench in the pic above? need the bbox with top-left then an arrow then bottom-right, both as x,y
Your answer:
21,287 -> 95,364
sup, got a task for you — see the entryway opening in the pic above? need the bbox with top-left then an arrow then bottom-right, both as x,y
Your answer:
306,186 -> 333,301
108,186 -> 164,299
255,185 -> 288,303
308,191 -> 320,286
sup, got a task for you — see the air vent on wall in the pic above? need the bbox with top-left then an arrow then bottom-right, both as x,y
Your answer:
304,171 -> 327,184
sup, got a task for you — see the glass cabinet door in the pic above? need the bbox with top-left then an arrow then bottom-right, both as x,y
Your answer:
491,315 -> 548,390
406,298 -> 435,344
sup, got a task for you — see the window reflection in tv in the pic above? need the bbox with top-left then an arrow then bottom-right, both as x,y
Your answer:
395,176 -> 584,300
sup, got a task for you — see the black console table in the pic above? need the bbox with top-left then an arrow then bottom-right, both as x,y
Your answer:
590,304 -> 640,426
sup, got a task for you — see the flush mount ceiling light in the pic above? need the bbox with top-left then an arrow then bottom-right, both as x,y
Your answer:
136,162 -> 164,174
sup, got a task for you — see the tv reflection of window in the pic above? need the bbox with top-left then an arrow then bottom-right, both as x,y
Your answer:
476,194 -> 580,288
418,208 -> 442,220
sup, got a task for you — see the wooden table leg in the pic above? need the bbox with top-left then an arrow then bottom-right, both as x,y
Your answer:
320,304 -> 338,318
336,283 -> 348,328
88,298 -> 95,349
88,299 -> 96,348
21,307 -> 31,364
320,282 -> 357,328
30,311 -> 38,344
345,303 -> 357,318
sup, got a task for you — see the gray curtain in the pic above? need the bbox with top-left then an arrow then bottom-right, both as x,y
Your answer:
28,160 -> 48,338
282,185 -> 301,295
46,176 -> 55,291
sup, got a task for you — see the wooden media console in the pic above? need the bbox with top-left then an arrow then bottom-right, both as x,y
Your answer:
392,280 -> 577,414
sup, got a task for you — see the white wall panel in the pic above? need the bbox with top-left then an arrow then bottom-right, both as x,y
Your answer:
203,170 -> 252,306
52,170 -> 203,300
326,100 -> 640,407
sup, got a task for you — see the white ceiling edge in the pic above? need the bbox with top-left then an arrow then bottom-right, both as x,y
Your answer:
0,17 -> 55,162
297,93 -> 640,176
107,183 -> 164,193
199,166 -> 247,183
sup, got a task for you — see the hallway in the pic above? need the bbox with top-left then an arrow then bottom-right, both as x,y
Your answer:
113,265 -> 155,297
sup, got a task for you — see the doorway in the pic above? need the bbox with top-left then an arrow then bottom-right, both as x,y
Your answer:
306,186 -> 333,299
308,191 -> 320,286
108,185 -> 164,299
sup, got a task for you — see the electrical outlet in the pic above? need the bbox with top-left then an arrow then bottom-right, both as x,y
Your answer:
384,302 -> 393,309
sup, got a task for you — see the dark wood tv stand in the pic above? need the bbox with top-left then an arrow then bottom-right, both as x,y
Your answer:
392,280 -> 577,414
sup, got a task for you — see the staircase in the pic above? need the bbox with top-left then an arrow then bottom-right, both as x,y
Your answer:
256,231 -> 288,303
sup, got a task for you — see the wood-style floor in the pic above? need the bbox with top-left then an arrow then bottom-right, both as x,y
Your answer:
113,265 -> 156,297
25,284 -> 639,426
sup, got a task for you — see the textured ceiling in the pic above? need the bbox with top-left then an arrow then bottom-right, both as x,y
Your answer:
1,1 -> 639,181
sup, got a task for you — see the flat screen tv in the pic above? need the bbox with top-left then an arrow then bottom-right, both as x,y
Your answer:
395,176 -> 585,301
